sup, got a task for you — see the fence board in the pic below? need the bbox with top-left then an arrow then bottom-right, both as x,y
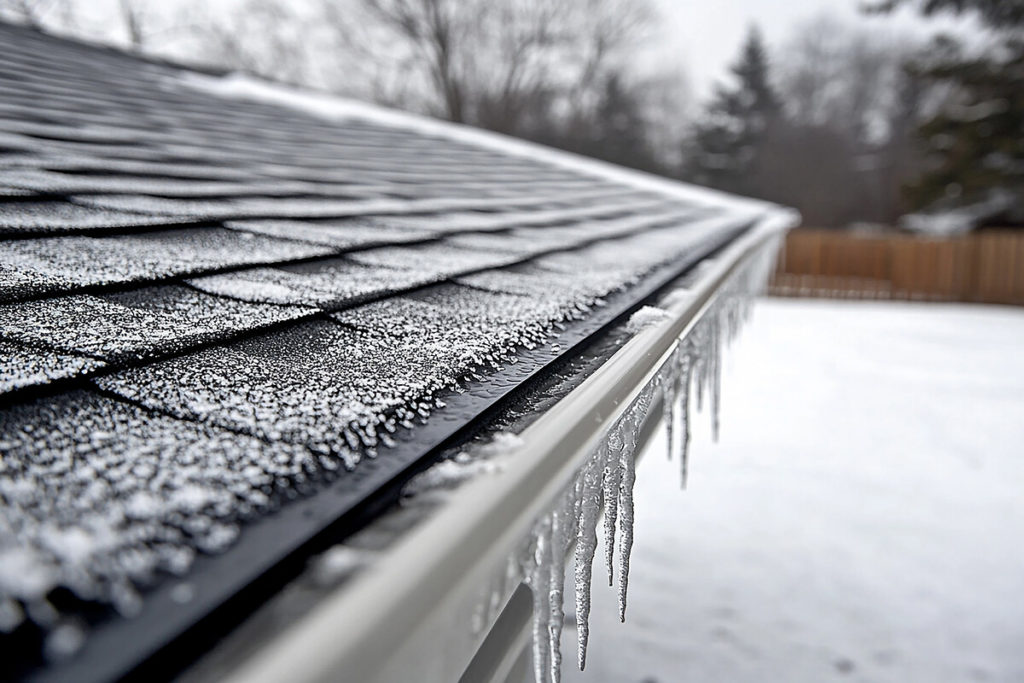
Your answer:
769,229 -> 1024,306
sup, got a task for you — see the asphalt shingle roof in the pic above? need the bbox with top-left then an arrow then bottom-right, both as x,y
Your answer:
0,20 -> 773,679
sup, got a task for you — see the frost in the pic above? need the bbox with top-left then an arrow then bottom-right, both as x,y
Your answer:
0,391 -> 312,634
625,306 -> 670,334
0,596 -> 25,633
473,236 -> 780,683
0,228 -> 333,302
169,583 -> 196,604
0,339 -> 106,397
0,285 -> 314,365
44,621 -> 86,661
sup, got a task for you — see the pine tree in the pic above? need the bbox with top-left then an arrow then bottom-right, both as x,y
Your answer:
683,26 -> 780,197
885,0 -> 1024,214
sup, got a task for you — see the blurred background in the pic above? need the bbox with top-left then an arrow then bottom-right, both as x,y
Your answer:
4,1 -> 1020,681
2,0 -> 1021,302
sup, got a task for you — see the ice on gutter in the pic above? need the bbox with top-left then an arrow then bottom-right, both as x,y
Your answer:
218,210 -> 795,683
174,71 -> 776,222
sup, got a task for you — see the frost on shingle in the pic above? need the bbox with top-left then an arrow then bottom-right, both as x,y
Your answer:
0,187 -> 36,198
70,195 -> 439,221
0,200 -> 196,235
352,197 -> 663,235
1,168 -> 388,200
0,119 -> 150,145
348,242 -> 520,275
535,219 -> 731,279
0,228 -> 335,302
224,218 -> 437,249
0,340 -> 105,396
94,320 -> 392,461
457,264 -> 627,307
0,285 -> 315,364
0,390 -> 315,620
71,190 -> 627,221
0,154 -> 257,182
94,282 -> 598,464
442,211 -> 680,256
187,260 -> 431,308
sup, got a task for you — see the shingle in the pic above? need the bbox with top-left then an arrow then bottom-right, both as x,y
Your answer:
0,118 -> 151,145
224,219 -> 437,249
94,284 -> 582,464
0,390 -> 315,614
534,218 -> 733,277
187,260 -> 431,308
0,228 -> 335,302
457,263 -> 630,304
348,242 -> 520,274
71,187 -> 640,221
0,339 -> 106,396
0,200 -> 196,235
1,168 -> 394,200
0,187 -> 36,198
0,285 -> 316,363
0,154 -> 260,182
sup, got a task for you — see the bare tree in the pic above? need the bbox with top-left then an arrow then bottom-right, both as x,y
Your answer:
117,0 -> 150,50
193,0 -> 314,86
321,0 -> 655,135
0,0 -> 68,29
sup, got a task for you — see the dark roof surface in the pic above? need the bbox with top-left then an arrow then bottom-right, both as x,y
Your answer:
0,21 -> 771,680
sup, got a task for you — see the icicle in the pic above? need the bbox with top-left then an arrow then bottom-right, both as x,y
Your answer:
547,493 -> 575,683
694,321 -> 709,411
616,384 -> 655,624
601,431 -> 623,587
616,419 -> 638,623
661,357 -> 677,462
677,351 -> 693,489
528,518 -> 553,683
573,452 -> 605,671
710,308 -> 723,442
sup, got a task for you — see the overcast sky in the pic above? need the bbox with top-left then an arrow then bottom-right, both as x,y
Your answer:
37,0 -> 975,107
652,0 -> 971,100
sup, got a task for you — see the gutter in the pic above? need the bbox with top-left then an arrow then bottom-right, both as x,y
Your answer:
221,209 -> 797,683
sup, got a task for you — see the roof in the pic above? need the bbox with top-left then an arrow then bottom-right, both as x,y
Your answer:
0,20 -> 787,681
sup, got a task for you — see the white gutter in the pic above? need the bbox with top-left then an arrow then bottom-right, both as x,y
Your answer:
221,208 -> 796,683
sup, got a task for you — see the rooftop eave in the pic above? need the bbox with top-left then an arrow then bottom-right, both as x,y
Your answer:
219,208 -> 797,683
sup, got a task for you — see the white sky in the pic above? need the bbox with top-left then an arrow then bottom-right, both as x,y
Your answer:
651,0 -> 972,100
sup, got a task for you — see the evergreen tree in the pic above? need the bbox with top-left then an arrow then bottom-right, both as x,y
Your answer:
587,73 -> 660,172
882,0 -> 1024,214
683,26 -> 780,197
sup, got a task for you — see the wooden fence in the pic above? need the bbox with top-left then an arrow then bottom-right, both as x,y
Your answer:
769,229 -> 1024,306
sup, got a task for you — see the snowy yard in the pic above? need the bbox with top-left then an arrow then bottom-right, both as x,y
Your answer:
563,298 -> 1024,683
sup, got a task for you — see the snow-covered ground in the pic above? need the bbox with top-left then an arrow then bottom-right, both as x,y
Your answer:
563,298 -> 1024,683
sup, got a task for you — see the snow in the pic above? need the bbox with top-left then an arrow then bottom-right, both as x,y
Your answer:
625,306 -> 670,334
900,191 -> 1016,237
563,299 -> 1024,683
